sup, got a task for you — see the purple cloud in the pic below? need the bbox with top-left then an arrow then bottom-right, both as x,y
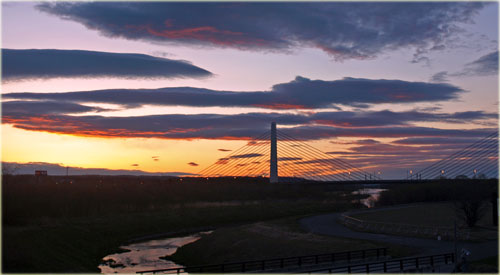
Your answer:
392,137 -> 483,145
4,76 -> 465,109
2,100 -> 107,115
430,50 -> 499,81
230,153 -> 263,159
457,50 -> 499,77
2,49 -> 212,82
2,110 -> 496,141
37,2 -> 485,61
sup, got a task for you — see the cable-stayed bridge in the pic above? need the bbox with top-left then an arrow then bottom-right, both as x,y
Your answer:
198,123 -> 498,182
199,122 -> 380,182
412,131 -> 498,180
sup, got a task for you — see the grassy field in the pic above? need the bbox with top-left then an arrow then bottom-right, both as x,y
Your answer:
376,180 -> 497,207
469,256 -> 499,273
3,176 -> 367,273
169,216 -> 420,266
352,202 -> 494,228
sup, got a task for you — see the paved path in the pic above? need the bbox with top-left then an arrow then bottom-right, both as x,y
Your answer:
299,211 -> 497,262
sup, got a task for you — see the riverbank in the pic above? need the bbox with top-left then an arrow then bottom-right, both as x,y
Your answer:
343,202 -> 497,241
169,216 -> 419,267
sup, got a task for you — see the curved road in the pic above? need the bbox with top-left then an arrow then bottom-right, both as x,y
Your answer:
299,211 -> 497,261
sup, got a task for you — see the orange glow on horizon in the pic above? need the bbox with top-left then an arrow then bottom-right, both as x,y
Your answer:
1,124 -> 250,174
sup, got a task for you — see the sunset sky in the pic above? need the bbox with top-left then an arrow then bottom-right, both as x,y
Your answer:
2,2 -> 498,179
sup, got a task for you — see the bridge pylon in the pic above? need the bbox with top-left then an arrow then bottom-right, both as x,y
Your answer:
270,122 -> 278,183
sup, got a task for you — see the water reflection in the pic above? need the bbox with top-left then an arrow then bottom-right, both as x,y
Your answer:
352,188 -> 387,208
99,231 -> 212,273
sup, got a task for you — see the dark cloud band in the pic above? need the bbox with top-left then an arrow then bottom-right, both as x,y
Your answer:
3,76 -> 465,109
2,100 -> 107,115
37,2 -> 485,61
2,109 -> 495,141
2,49 -> 212,81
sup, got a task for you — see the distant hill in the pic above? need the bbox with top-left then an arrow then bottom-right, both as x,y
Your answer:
2,161 -> 197,177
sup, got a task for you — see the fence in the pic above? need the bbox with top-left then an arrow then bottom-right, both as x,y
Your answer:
339,214 -> 471,240
136,247 -> 388,274
301,252 -> 455,273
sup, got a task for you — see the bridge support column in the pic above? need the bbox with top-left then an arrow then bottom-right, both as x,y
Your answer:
270,122 -> 278,183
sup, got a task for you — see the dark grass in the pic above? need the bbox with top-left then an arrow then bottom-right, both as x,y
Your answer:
375,180 -> 497,207
3,175 -> 360,225
469,256 -> 499,273
352,202 -> 494,228
169,216 -> 420,267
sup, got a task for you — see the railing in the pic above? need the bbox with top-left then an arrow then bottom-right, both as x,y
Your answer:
136,247 -> 387,274
301,252 -> 455,273
339,214 -> 471,240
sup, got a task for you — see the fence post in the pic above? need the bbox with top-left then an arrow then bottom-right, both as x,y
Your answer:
315,255 -> 319,264
383,262 -> 387,272
332,253 -> 335,263
242,263 -> 246,272
366,264 -> 370,273
348,251 -> 351,262
280,259 -> 284,268
400,260 -> 403,270
416,258 -> 419,269
261,260 -> 265,270
430,255 -> 434,267
348,266 -> 351,273
362,250 -> 366,260
383,248 -> 387,257
298,257 -> 302,266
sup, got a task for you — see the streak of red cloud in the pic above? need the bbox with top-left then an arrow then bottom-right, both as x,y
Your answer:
125,23 -> 268,47
251,103 -> 308,110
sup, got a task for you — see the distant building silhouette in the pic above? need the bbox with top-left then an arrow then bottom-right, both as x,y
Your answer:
35,170 -> 47,176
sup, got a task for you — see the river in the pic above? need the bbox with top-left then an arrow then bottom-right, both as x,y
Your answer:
99,231 -> 212,273
352,187 -> 387,208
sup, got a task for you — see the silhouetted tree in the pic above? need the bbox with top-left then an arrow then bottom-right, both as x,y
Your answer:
455,200 -> 486,228
2,163 -> 19,184
454,186 -> 487,228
